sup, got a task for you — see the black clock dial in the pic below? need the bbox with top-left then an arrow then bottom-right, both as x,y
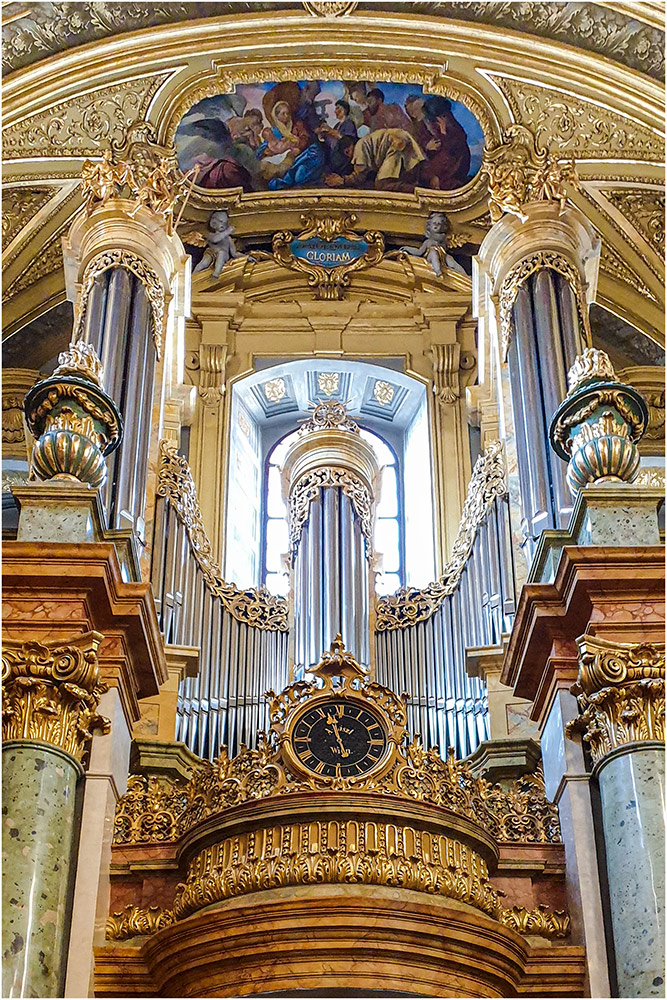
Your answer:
292,700 -> 388,778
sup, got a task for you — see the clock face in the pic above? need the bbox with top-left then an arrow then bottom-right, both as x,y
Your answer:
291,699 -> 388,778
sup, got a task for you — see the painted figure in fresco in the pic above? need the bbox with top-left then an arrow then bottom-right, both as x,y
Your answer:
364,87 -> 412,132
191,210 -> 241,278
174,80 -> 481,194
325,128 -> 425,191
420,95 -> 471,190
400,211 -> 467,277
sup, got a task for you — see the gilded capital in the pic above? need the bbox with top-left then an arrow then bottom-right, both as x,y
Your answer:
2,631 -> 110,764
568,637 -> 665,764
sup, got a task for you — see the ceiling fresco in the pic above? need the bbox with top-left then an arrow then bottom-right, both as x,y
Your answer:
2,1 -> 663,79
175,81 -> 484,194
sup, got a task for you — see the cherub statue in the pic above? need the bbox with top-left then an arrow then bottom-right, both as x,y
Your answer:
400,211 -> 467,277
191,211 -> 241,278
80,149 -> 130,215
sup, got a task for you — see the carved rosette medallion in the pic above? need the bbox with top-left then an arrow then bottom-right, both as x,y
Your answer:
549,349 -> 649,495
2,632 -> 110,764
568,637 -> 665,766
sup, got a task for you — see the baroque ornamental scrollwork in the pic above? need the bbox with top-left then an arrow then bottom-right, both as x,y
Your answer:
376,440 -> 506,629
567,637 -> 665,765
74,249 -> 166,359
498,250 -> 591,360
288,467 -> 373,557
501,904 -> 570,939
156,439 -> 288,631
256,213 -> 384,301
2,633 -> 110,764
480,124 -> 578,225
106,905 -> 174,941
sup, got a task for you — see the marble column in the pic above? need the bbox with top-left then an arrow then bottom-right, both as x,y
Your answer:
572,636 -> 665,998
2,743 -> 82,999
1,632 -> 108,998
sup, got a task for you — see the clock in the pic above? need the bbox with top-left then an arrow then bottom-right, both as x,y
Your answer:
291,699 -> 388,778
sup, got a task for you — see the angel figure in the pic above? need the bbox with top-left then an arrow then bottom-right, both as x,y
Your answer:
80,149 -> 130,215
191,211 -> 241,278
400,211 -> 467,277
128,157 -> 198,235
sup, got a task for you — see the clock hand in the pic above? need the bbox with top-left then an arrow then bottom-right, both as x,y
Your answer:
329,719 -> 350,758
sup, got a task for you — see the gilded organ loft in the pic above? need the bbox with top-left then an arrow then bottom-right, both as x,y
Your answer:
2,3 -> 665,998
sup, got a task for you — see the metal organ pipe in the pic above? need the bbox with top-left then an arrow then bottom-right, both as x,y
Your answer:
282,410 -> 379,672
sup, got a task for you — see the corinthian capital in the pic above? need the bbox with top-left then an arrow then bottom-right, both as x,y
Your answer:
568,637 -> 665,764
2,631 -> 110,763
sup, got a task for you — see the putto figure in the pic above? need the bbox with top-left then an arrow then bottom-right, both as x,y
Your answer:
80,149 -> 130,215
128,157 -> 198,235
400,211 -> 466,277
192,211 -> 241,278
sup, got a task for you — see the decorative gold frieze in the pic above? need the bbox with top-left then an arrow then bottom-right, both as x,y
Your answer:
2,224 -> 67,301
599,242 -> 657,302
156,439 -> 289,631
2,187 -> 53,245
172,819 -> 503,921
605,188 -> 665,258
74,249 -> 165,359
376,441 -> 506,629
490,76 -> 664,162
498,250 -> 591,359
302,0 -> 359,14
2,74 -> 170,160
501,904 -> 570,939
288,466 -> 373,557
2,632 -> 110,764
113,773 -> 188,845
481,124 -> 578,224
106,905 -> 174,941
568,637 -> 665,765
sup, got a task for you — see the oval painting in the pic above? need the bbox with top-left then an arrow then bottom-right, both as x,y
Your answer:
175,79 -> 485,194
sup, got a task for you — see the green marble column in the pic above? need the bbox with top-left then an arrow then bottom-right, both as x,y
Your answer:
2,742 -> 82,998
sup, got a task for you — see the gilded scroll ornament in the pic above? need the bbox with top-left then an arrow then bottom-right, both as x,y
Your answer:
288,466 -> 373,557
568,637 -> 665,765
489,76 -> 664,162
156,439 -> 289,631
480,125 -> 578,225
299,398 -> 360,435
498,250 -> 591,360
431,343 -> 460,406
376,440 -> 506,629
74,248 -> 165,359
605,188 -> 665,258
302,1 -> 359,14
2,632 -> 110,764
2,187 -> 53,246
258,212 -> 384,300
106,905 -> 174,941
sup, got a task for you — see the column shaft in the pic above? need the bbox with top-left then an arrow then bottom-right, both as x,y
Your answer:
2,743 -> 82,999
597,744 -> 665,997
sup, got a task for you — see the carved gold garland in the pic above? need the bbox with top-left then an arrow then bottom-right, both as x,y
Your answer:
73,249 -> 166,359
156,439 -> 289,631
375,440 -> 506,629
172,820 -> 503,921
568,637 -> 665,765
2,633 -> 110,764
288,466 -> 373,558
498,251 -> 592,360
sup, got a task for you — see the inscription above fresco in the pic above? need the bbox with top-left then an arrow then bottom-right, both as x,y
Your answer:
175,79 -> 485,194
